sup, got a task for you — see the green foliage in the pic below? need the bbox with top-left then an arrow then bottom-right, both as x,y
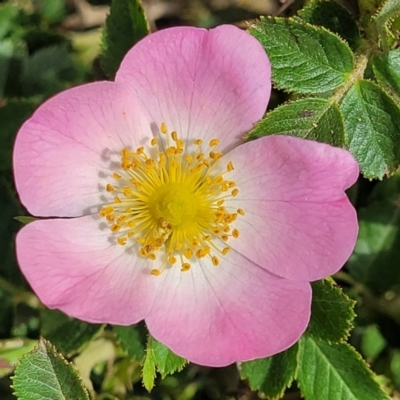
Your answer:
298,0 -> 361,50
101,0 -> 149,78
12,338 -> 90,400
297,336 -> 390,400
0,99 -> 36,171
41,310 -> 103,357
241,343 -> 299,400
340,79 -> 400,179
361,325 -> 387,360
21,44 -> 81,97
347,199 -> 400,293
307,280 -> 355,342
372,49 -> 400,104
249,17 -> 354,94
245,98 -> 345,147
142,336 -> 187,391
114,323 -> 146,361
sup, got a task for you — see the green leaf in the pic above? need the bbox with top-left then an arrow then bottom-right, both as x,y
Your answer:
151,338 -> 187,377
368,171 -> 400,202
14,216 -> 37,224
361,325 -> 387,360
41,309 -> 103,357
240,343 -> 299,400
298,0 -> 361,50
40,0 -> 66,24
21,44 -> 80,97
12,337 -> 90,400
114,323 -> 146,361
249,17 -> 354,94
297,335 -> 389,400
307,279 -> 355,342
0,339 -> 37,378
245,98 -> 345,147
142,340 -> 156,392
374,0 -> 400,26
101,0 -> 149,79
340,79 -> 400,179
0,40 -> 13,97
0,5 -> 20,40
372,49 -> 400,104
142,336 -> 187,391
347,200 -> 400,293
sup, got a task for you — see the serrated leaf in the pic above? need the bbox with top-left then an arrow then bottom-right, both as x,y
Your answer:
307,279 -> 355,342
240,343 -> 299,400
12,337 -> 89,400
347,200 -> 400,293
41,309 -> 103,357
372,49 -> 400,104
340,79 -> 400,179
114,323 -> 146,361
151,338 -> 187,377
142,336 -> 187,391
245,98 -> 345,147
101,0 -> 149,79
249,17 -> 354,94
374,0 -> 400,24
298,1 -> 361,50
298,335 -> 389,400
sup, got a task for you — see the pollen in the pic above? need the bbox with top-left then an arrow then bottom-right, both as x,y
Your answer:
99,122 -> 244,276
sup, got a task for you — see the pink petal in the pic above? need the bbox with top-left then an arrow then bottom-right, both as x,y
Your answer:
13,81 -> 153,217
116,25 -> 271,152
146,250 -> 311,367
223,135 -> 359,281
16,216 -> 158,324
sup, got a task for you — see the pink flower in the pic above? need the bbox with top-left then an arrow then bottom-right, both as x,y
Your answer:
13,25 -> 358,367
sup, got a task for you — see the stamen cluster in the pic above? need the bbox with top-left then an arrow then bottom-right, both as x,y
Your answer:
99,123 -> 244,275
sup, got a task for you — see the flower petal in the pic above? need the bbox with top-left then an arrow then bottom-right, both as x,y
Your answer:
146,249 -> 311,367
223,135 -> 359,281
16,216 -> 158,324
13,81 -> 153,217
116,25 -> 271,152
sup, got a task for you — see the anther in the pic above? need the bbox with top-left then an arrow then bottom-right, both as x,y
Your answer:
227,161 -> 234,172
181,263 -> 191,272
151,269 -> 161,276
209,139 -> 219,147
222,247 -> 230,255
160,122 -> 167,134
212,256 -> 220,266
117,237 -> 127,246
151,137 -> 158,146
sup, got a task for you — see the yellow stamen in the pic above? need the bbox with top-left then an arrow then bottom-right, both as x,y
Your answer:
99,124 -> 244,277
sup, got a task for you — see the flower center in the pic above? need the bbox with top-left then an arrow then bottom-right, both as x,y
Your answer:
99,123 -> 244,276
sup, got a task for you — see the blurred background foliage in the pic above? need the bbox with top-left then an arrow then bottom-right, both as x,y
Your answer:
2,0 -> 400,399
